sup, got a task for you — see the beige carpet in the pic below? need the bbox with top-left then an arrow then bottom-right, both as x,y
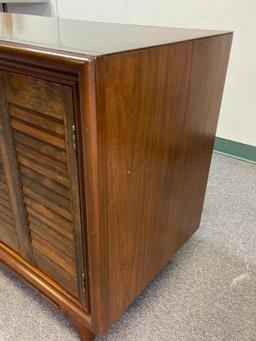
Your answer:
0,153 -> 256,341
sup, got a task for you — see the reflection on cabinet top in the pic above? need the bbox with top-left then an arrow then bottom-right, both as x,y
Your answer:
0,13 -> 231,57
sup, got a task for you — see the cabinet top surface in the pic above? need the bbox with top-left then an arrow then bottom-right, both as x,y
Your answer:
0,13 -> 231,58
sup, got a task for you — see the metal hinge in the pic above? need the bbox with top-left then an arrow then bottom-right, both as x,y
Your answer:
72,125 -> 77,155
81,272 -> 86,292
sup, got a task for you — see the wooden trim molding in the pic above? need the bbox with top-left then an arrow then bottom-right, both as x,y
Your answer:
0,242 -> 93,330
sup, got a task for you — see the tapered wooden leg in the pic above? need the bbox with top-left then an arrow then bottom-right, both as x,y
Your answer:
67,314 -> 96,341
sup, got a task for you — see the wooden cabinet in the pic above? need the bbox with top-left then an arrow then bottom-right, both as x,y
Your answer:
0,13 -> 232,341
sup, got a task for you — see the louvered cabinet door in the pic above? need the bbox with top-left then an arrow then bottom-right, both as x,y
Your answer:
0,71 -> 87,306
0,75 -> 33,262
0,144 -> 19,252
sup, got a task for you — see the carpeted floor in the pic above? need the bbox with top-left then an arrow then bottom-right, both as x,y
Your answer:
0,153 -> 255,341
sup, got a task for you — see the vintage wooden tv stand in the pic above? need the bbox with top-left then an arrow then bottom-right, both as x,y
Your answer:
0,13 -> 232,340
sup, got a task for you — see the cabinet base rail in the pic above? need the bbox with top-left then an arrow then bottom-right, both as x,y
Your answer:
0,242 -> 94,340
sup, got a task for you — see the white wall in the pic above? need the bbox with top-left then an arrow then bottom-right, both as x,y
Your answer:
55,0 -> 256,146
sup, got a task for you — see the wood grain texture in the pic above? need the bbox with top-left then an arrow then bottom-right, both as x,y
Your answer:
95,34 -> 233,324
5,72 -> 65,119
0,71 -> 88,306
0,166 -> 19,249
78,61 -> 109,333
0,18 -> 232,340
68,313 -> 96,341
0,242 -> 92,329
63,85 -> 88,307
0,152 -> 18,249
0,73 -> 33,261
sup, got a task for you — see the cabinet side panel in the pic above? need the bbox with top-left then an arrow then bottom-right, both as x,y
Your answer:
95,34 -> 232,324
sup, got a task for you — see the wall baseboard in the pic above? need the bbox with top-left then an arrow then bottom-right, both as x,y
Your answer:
214,137 -> 256,164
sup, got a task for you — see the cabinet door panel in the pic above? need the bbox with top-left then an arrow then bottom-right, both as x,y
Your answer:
0,78 -> 33,261
0,150 -> 19,252
4,71 -> 66,119
0,71 -> 87,306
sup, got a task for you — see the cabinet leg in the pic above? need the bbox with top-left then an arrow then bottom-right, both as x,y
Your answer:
77,327 -> 95,341
67,314 -> 96,341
